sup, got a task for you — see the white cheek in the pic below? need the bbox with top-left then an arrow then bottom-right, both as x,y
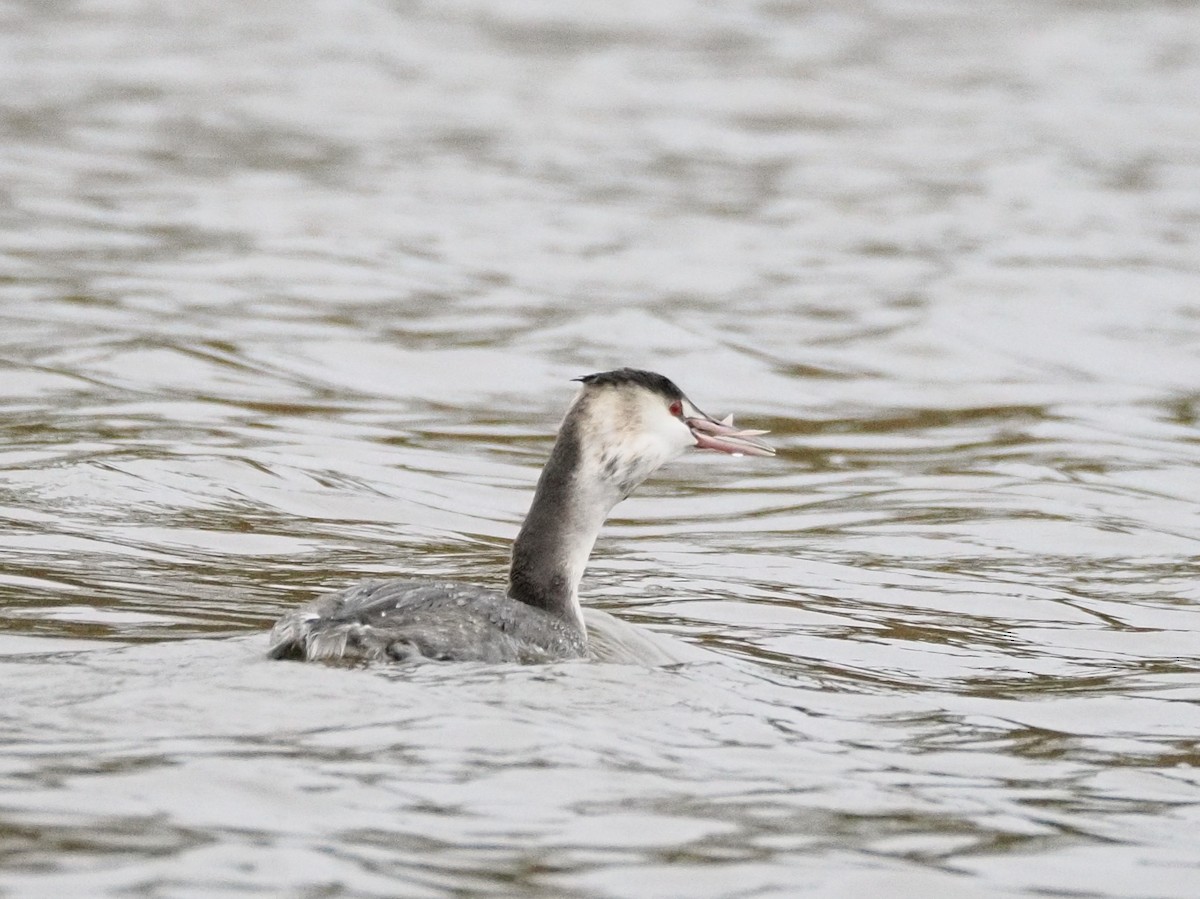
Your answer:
647,414 -> 695,458
675,418 -> 698,452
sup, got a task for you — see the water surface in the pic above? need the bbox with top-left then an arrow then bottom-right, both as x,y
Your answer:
2,1 -> 1199,896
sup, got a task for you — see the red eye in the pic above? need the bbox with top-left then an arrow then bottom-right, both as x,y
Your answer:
669,400 -> 683,417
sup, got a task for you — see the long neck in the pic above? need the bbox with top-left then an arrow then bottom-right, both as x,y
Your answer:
507,411 -> 622,635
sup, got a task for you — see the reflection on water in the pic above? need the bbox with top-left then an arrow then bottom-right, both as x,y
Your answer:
2,0 -> 1199,896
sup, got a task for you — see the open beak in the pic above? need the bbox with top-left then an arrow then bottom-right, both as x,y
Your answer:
686,412 -> 774,457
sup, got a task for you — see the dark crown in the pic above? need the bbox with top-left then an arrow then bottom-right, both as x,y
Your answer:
574,368 -> 684,401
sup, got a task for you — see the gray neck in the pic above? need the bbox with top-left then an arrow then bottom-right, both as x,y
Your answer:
507,411 -> 621,635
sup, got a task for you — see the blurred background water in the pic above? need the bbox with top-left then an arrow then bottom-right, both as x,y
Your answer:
2,0 -> 1199,896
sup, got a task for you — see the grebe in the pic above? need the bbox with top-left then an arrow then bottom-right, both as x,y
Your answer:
268,368 -> 773,664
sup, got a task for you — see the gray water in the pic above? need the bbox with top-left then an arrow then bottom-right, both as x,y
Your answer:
2,1 -> 1200,896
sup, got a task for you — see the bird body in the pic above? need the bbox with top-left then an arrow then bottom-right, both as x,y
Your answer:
268,369 -> 773,665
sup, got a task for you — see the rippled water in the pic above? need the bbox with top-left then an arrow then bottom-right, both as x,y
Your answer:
2,0 -> 1200,896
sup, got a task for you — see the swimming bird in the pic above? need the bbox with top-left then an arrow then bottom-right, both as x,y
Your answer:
268,368 -> 773,665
